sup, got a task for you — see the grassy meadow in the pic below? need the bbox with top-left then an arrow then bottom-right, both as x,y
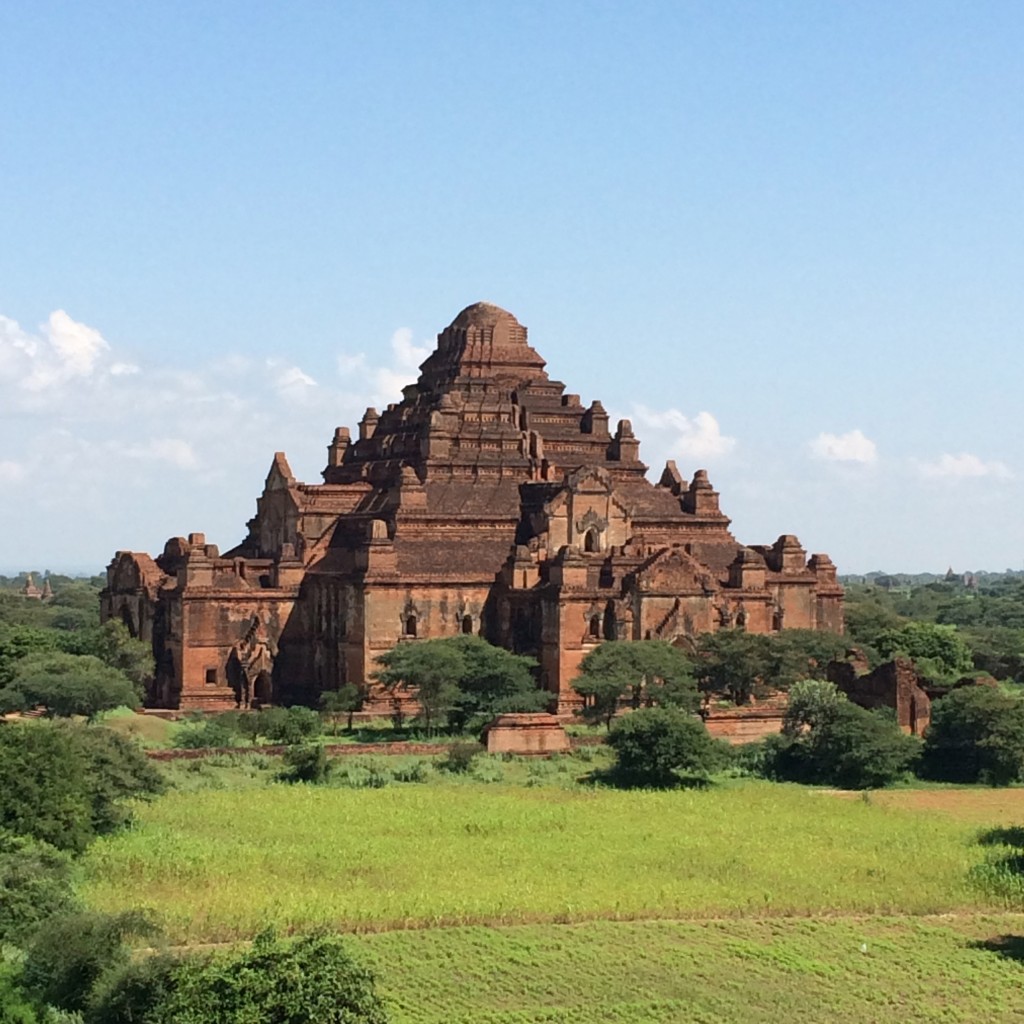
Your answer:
82,768 -> 1019,942
77,755 -> 1024,1020
355,915 -> 1024,1024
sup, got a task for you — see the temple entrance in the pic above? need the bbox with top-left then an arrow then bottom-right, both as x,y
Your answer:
254,671 -> 272,707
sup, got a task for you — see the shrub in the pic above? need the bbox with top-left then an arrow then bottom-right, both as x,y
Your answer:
764,702 -> 919,789
921,685 -> 1024,785
86,951 -> 178,1024
442,741 -> 484,773
21,910 -> 158,1015
279,743 -> 331,784
0,723 -> 164,853
783,679 -> 845,735
173,717 -> 236,750
391,759 -> 430,783
607,707 -> 727,787
61,724 -> 166,838
0,832 -> 76,944
89,929 -> 387,1024
260,706 -> 323,745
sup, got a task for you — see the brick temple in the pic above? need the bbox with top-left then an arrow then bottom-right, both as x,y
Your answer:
102,303 -> 843,712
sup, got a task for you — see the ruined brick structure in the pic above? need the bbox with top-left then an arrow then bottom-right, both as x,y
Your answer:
102,303 -> 843,712
828,656 -> 932,735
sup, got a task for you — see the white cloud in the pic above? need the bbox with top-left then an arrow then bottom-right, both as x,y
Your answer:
0,309 -> 454,566
44,310 -> 110,377
114,438 -> 200,471
0,310 -> 113,395
809,429 -> 877,465
630,406 -> 736,461
916,452 -> 1013,481
270,363 -> 319,401
0,460 -> 26,483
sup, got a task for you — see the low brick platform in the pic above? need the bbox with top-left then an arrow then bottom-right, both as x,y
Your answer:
482,712 -> 571,755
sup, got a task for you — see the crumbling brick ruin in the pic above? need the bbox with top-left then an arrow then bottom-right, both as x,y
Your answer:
828,656 -> 932,735
102,303 -> 844,712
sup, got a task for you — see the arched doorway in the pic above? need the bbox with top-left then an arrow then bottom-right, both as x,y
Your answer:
254,671 -> 272,707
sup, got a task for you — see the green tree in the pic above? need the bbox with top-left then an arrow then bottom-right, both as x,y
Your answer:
0,955 -> 40,1024
376,636 -> 544,734
63,725 -> 165,837
0,626 -> 62,685
0,832 -> 76,944
921,685 -> 1024,785
783,679 -> 845,736
0,724 -> 94,852
320,684 -> 364,734
374,642 -> 465,735
694,630 -> 774,705
0,723 -> 163,853
62,620 -> 154,689
768,630 -> 847,689
960,626 -> 1024,682
0,653 -> 139,718
607,707 -> 727,787
875,622 -> 974,681
764,697 -> 919,789
89,929 -> 388,1024
21,910 -> 158,1016
445,636 -> 545,730
842,586 -> 907,649
573,641 -> 698,727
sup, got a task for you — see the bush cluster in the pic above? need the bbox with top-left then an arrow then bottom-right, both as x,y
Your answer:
606,707 -> 728,787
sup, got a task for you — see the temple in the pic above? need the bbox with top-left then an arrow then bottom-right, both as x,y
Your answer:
101,303 -> 843,712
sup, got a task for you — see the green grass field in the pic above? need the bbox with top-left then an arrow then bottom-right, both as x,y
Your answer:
354,916 -> 1024,1023
83,775 -> 1016,941
80,763 -> 1024,1021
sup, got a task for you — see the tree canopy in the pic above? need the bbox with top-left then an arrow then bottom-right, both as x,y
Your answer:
762,690 -> 919,790
874,622 -> 974,682
375,636 -> 544,733
0,723 -> 163,854
572,641 -> 698,727
606,707 -> 726,786
920,685 -> 1024,785
0,652 -> 140,718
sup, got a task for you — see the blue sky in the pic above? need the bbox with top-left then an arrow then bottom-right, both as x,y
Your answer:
1,1 -> 1021,573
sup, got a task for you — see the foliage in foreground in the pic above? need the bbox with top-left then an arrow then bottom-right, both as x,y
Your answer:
0,722 -> 164,853
88,930 -> 387,1024
0,832 -> 76,945
20,909 -> 159,1016
606,707 -> 726,786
